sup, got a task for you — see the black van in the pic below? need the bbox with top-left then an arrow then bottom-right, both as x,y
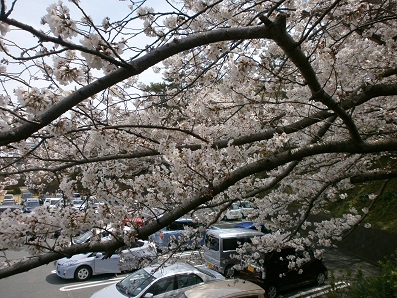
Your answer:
239,247 -> 327,298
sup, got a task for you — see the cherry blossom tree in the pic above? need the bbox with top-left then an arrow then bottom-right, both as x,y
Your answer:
0,0 -> 397,278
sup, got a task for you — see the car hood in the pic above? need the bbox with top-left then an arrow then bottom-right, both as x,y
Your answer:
91,283 -> 124,298
57,253 -> 93,265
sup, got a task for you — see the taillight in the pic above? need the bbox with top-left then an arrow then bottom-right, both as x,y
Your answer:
159,231 -> 164,240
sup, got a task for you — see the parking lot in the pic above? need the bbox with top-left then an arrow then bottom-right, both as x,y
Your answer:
0,245 -> 377,298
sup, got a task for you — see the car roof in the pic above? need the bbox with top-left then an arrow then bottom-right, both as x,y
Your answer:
183,279 -> 265,298
206,228 -> 264,238
144,262 -> 198,278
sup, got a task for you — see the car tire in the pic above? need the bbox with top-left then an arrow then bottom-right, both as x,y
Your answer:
267,285 -> 278,298
74,265 -> 92,281
316,272 -> 326,285
224,265 -> 237,279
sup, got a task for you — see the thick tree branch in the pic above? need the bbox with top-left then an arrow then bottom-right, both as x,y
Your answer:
260,13 -> 362,142
0,24 -> 271,146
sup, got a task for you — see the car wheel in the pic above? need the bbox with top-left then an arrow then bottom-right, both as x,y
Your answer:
316,272 -> 326,285
224,265 -> 237,279
74,266 -> 92,281
267,285 -> 278,298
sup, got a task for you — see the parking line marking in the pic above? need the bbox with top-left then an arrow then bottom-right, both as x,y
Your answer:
286,281 -> 349,298
59,277 -> 124,292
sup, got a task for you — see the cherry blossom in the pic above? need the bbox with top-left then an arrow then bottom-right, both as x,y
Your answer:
0,0 -> 395,279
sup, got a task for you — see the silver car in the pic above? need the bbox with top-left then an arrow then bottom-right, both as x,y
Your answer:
90,262 -> 225,298
56,240 -> 157,281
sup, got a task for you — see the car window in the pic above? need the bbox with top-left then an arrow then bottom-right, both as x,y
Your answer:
167,221 -> 198,231
241,201 -> 252,208
205,235 -> 219,251
26,201 -> 40,207
167,222 -> 185,231
223,237 -> 253,251
176,274 -> 203,289
146,276 -> 175,296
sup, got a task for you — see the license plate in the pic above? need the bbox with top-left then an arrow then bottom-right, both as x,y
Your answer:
208,263 -> 213,269
248,265 -> 255,272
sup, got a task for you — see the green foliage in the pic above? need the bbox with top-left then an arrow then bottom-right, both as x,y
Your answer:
328,179 -> 397,232
327,252 -> 397,298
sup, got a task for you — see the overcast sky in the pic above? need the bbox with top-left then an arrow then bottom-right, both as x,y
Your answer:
5,0 -> 163,84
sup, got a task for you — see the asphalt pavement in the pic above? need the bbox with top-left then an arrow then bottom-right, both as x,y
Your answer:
0,245 -> 379,298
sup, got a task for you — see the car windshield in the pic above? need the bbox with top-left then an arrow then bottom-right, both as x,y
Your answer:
26,201 -> 40,208
230,203 -> 240,210
50,199 -> 60,206
116,268 -> 155,297
241,201 -> 252,208
2,200 -> 15,205
73,199 -> 83,205
73,230 -> 93,244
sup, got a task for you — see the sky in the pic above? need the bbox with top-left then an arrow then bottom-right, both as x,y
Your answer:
4,0 -> 164,84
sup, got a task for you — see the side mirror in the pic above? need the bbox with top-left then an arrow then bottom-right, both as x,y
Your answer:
95,252 -> 103,258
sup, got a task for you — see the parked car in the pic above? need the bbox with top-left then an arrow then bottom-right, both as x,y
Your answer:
181,278 -> 266,298
71,228 -> 112,244
204,228 -> 264,278
0,204 -> 21,214
55,240 -> 157,281
21,192 -> 34,202
223,203 -> 243,220
43,197 -> 62,212
239,247 -> 327,298
239,201 -> 256,218
22,199 -> 41,213
90,261 -> 225,298
149,218 -> 205,251
224,201 -> 256,220
71,198 -> 86,211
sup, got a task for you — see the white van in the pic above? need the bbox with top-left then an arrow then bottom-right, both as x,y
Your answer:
204,228 -> 264,278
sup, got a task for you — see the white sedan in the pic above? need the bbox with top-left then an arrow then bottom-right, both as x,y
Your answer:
55,240 -> 157,281
90,262 -> 225,298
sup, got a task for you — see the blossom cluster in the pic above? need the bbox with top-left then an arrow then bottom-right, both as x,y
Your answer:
0,0 -> 396,276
